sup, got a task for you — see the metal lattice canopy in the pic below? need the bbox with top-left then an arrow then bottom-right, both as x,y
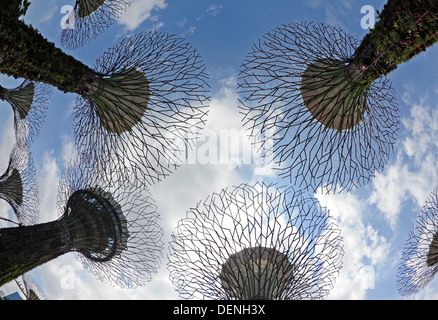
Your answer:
238,21 -> 400,194
73,30 -> 210,187
0,156 -> 163,288
0,80 -> 51,147
19,273 -> 47,300
0,143 -> 39,226
396,186 -> 438,296
61,0 -> 132,50
0,14 -> 210,188
56,156 -> 164,288
168,182 -> 344,300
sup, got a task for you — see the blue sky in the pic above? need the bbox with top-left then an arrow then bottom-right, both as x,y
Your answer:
1,0 -> 438,300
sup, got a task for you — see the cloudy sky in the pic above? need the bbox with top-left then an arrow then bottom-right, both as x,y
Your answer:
1,0 -> 438,300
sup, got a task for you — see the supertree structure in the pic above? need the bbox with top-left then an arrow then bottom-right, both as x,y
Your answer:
0,143 -> 39,226
61,0 -> 132,50
1,2 -> 210,186
396,186 -> 438,296
73,31 -> 210,186
168,182 -> 344,300
0,80 -> 51,147
0,157 -> 164,288
15,273 -> 47,300
238,0 -> 438,193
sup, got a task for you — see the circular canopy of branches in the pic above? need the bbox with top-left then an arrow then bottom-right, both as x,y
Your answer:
61,0 -> 132,50
0,143 -> 39,226
238,22 -> 399,193
0,80 -> 51,147
168,182 -> 344,300
57,157 -> 164,288
74,30 -> 210,187
396,186 -> 438,296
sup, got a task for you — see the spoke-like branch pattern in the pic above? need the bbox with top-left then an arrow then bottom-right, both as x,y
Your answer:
0,157 -> 163,288
0,143 -> 39,226
61,0 -> 132,49
238,22 -> 399,193
74,31 -> 210,187
397,186 -> 438,296
168,182 -> 344,300
0,80 -> 51,147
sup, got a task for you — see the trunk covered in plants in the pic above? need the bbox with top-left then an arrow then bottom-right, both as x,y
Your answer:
352,0 -> 438,86
0,15 -> 95,94
0,14 -> 151,134
0,187 -> 128,286
0,220 -> 69,286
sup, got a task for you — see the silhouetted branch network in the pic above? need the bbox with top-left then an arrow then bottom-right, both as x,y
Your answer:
397,186 -> 438,296
238,22 -> 399,193
61,0 -> 132,49
0,143 -> 39,226
168,182 -> 344,300
57,157 -> 164,288
1,13 -> 210,188
19,273 -> 47,300
74,30 -> 210,187
0,157 -> 163,287
0,80 -> 51,147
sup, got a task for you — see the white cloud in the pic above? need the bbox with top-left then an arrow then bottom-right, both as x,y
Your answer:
60,134 -> 77,166
196,3 -> 224,23
206,4 -> 224,16
368,98 -> 438,229
0,109 -> 15,174
117,0 -> 168,31
36,151 -> 60,224
315,191 -> 389,300
22,77 -> 252,300
0,109 -> 22,225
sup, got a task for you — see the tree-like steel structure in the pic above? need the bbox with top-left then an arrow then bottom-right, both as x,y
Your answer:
238,22 -> 399,194
0,80 -> 51,147
168,182 -> 344,300
238,0 -> 438,193
0,157 -> 164,288
396,186 -> 438,296
0,143 -> 39,226
1,3 -> 210,186
61,0 -> 132,50
16,273 -> 47,300
73,31 -> 210,186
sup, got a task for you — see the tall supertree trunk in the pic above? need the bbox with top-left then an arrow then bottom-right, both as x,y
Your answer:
0,186 -> 128,286
237,0 -> 438,193
0,220 -> 68,286
351,0 -> 438,87
0,10 -> 210,187
0,15 -> 99,94
168,182 -> 344,300
0,14 -> 150,135
0,156 -> 163,288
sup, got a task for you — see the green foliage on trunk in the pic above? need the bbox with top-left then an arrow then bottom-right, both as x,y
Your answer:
0,15 -> 95,94
0,222 -> 67,286
352,0 -> 438,85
